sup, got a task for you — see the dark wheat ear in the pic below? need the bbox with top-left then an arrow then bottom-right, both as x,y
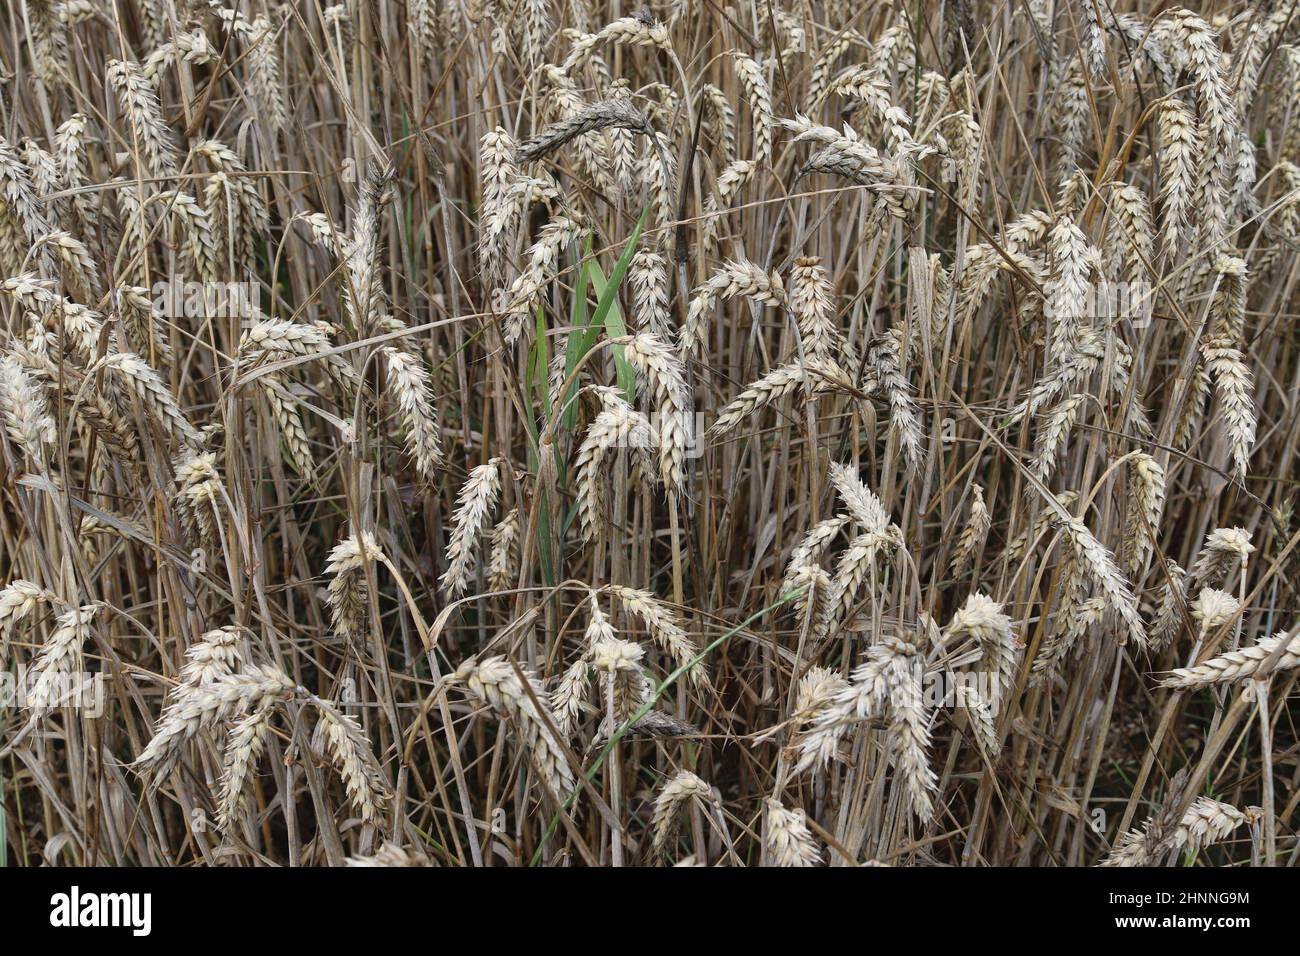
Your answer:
516,101 -> 653,164
325,531 -> 385,643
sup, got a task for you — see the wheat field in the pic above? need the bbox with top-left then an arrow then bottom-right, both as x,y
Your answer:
0,0 -> 1297,868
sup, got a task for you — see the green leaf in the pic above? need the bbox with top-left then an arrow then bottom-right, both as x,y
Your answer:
569,206 -> 647,413
524,306 -> 557,586
561,237 -> 593,431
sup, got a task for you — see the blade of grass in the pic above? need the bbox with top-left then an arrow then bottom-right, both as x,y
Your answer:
561,236 -> 593,432
578,206 -> 647,406
525,306 -> 557,586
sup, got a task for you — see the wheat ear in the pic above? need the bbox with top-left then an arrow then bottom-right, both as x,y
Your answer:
609,585 -> 708,690
651,770 -> 717,856
325,531 -> 385,643
135,663 -> 296,779
765,798 -> 823,867
441,458 -> 503,598
26,603 -> 102,718
216,704 -> 276,833
312,698 -> 392,826
452,656 -> 577,802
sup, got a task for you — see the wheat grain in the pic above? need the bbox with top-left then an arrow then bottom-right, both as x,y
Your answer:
1123,454 -> 1166,576
629,249 -> 671,339
248,16 -> 288,133
789,256 -> 839,361
0,580 -> 59,651
1054,513 -> 1147,649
